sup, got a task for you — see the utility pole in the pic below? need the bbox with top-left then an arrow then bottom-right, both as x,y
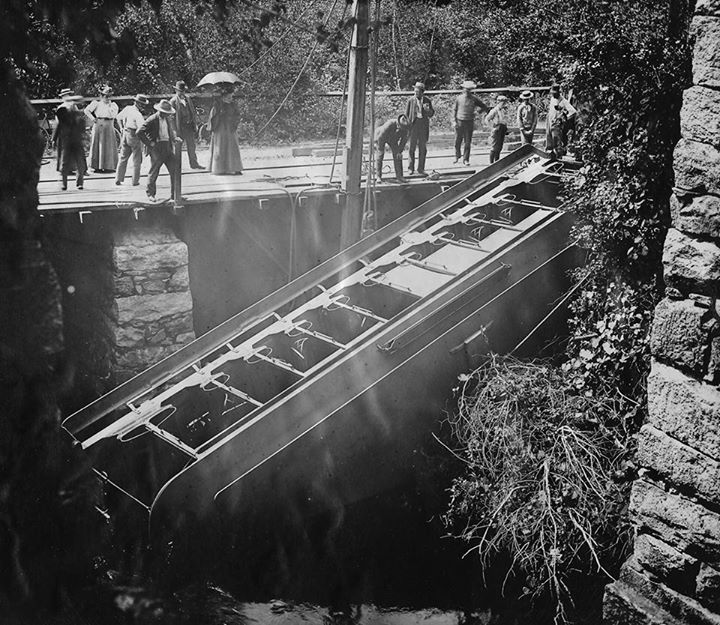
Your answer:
339,0 -> 370,249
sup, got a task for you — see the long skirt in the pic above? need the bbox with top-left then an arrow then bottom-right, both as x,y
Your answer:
210,127 -> 243,174
90,119 -> 118,170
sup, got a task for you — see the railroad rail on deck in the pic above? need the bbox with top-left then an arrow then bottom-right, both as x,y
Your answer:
62,145 -> 582,539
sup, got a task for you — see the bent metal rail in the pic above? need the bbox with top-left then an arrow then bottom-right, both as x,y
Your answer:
62,144 -> 581,538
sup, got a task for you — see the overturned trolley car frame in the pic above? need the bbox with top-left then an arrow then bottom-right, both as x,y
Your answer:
63,146 -> 582,541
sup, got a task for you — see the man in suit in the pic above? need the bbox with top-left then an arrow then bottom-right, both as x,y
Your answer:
374,115 -> 410,183
404,81 -> 434,176
169,80 -> 202,170
137,99 -> 182,202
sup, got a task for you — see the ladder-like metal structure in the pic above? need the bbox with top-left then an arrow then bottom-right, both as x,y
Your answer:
62,146 -> 581,540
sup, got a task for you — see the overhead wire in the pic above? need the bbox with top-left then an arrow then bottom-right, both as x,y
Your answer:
237,0 -> 321,78
329,35 -> 353,184
361,0 -> 382,236
252,0 -> 343,140
423,0 -> 440,83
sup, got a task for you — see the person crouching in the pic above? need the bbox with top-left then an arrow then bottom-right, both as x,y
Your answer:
374,115 -> 410,183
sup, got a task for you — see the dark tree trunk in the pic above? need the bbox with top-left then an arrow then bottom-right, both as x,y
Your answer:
0,60 -> 102,618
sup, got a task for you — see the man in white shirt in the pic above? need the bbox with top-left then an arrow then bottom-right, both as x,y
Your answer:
485,94 -> 509,163
545,85 -> 577,151
115,94 -> 149,186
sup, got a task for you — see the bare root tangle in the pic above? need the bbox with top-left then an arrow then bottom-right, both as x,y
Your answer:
443,355 -> 635,624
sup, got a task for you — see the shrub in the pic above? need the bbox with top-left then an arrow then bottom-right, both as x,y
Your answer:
444,356 -> 636,623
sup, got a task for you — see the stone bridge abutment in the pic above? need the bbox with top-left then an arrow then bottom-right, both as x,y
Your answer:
604,1 -> 720,622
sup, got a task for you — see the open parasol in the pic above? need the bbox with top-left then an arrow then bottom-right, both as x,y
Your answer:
197,71 -> 242,89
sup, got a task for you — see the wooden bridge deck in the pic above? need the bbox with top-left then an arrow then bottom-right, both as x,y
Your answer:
36,143 -> 494,213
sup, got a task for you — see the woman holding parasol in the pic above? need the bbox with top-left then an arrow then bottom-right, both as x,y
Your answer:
198,72 -> 244,175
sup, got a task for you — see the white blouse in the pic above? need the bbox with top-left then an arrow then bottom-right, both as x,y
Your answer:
85,99 -> 119,119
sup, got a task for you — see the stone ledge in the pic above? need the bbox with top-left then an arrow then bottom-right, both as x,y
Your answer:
692,16 -> 720,89
671,194 -> 720,239
663,228 -> 720,297
648,362 -> 720,458
698,563 -> 720,612
682,86 -> 720,148
113,226 -> 182,248
620,565 -> 720,625
114,241 -> 189,273
697,0 -> 720,15
604,579 -> 683,625
637,424 -> 720,503
674,138 -> 720,196
650,298 -> 712,374
116,292 -> 193,325
630,480 -> 720,565
630,533 -> 698,596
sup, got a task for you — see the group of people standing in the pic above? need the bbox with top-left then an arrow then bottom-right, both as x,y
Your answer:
373,81 -> 577,182
51,81 -> 244,201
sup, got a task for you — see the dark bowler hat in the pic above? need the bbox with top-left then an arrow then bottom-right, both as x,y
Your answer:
174,80 -> 187,91
154,99 -> 176,114
550,85 -> 561,96
134,93 -> 150,106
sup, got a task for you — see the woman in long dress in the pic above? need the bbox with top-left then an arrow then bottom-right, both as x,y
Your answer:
85,85 -> 119,172
208,92 -> 243,175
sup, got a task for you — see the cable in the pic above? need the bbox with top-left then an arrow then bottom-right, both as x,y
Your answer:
424,0 -> 440,83
252,0 -> 341,140
329,36 -> 353,184
361,0 -> 381,236
237,0 -> 320,78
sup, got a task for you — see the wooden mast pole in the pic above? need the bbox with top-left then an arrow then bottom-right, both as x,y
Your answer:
339,0 -> 370,249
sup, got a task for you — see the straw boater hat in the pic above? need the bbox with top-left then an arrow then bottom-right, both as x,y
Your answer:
154,99 -> 175,114
461,80 -> 476,90
58,88 -> 74,100
134,93 -> 150,106
174,80 -> 187,91
100,85 -> 113,95
520,90 -> 534,100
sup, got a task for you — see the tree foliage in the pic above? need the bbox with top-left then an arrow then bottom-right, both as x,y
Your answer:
442,0 -> 693,622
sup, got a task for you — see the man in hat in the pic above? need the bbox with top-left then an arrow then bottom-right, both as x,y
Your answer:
545,85 -> 577,152
374,115 -> 410,183
52,94 -> 87,190
404,81 -> 434,175
453,80 -> 488,166
169,80 -> 202,170
485,95 -> 510,163
56,88 -> 75,112
115,94 -> 150,186
137,99 -> 182,202
516,90 -> 538,146
84,85 -> 119,172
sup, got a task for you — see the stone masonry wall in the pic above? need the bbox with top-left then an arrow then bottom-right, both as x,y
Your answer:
112,222 -> 195,382
604,2 -> 720,623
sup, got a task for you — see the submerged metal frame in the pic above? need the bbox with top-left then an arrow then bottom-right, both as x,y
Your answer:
62,145 -> 581,531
